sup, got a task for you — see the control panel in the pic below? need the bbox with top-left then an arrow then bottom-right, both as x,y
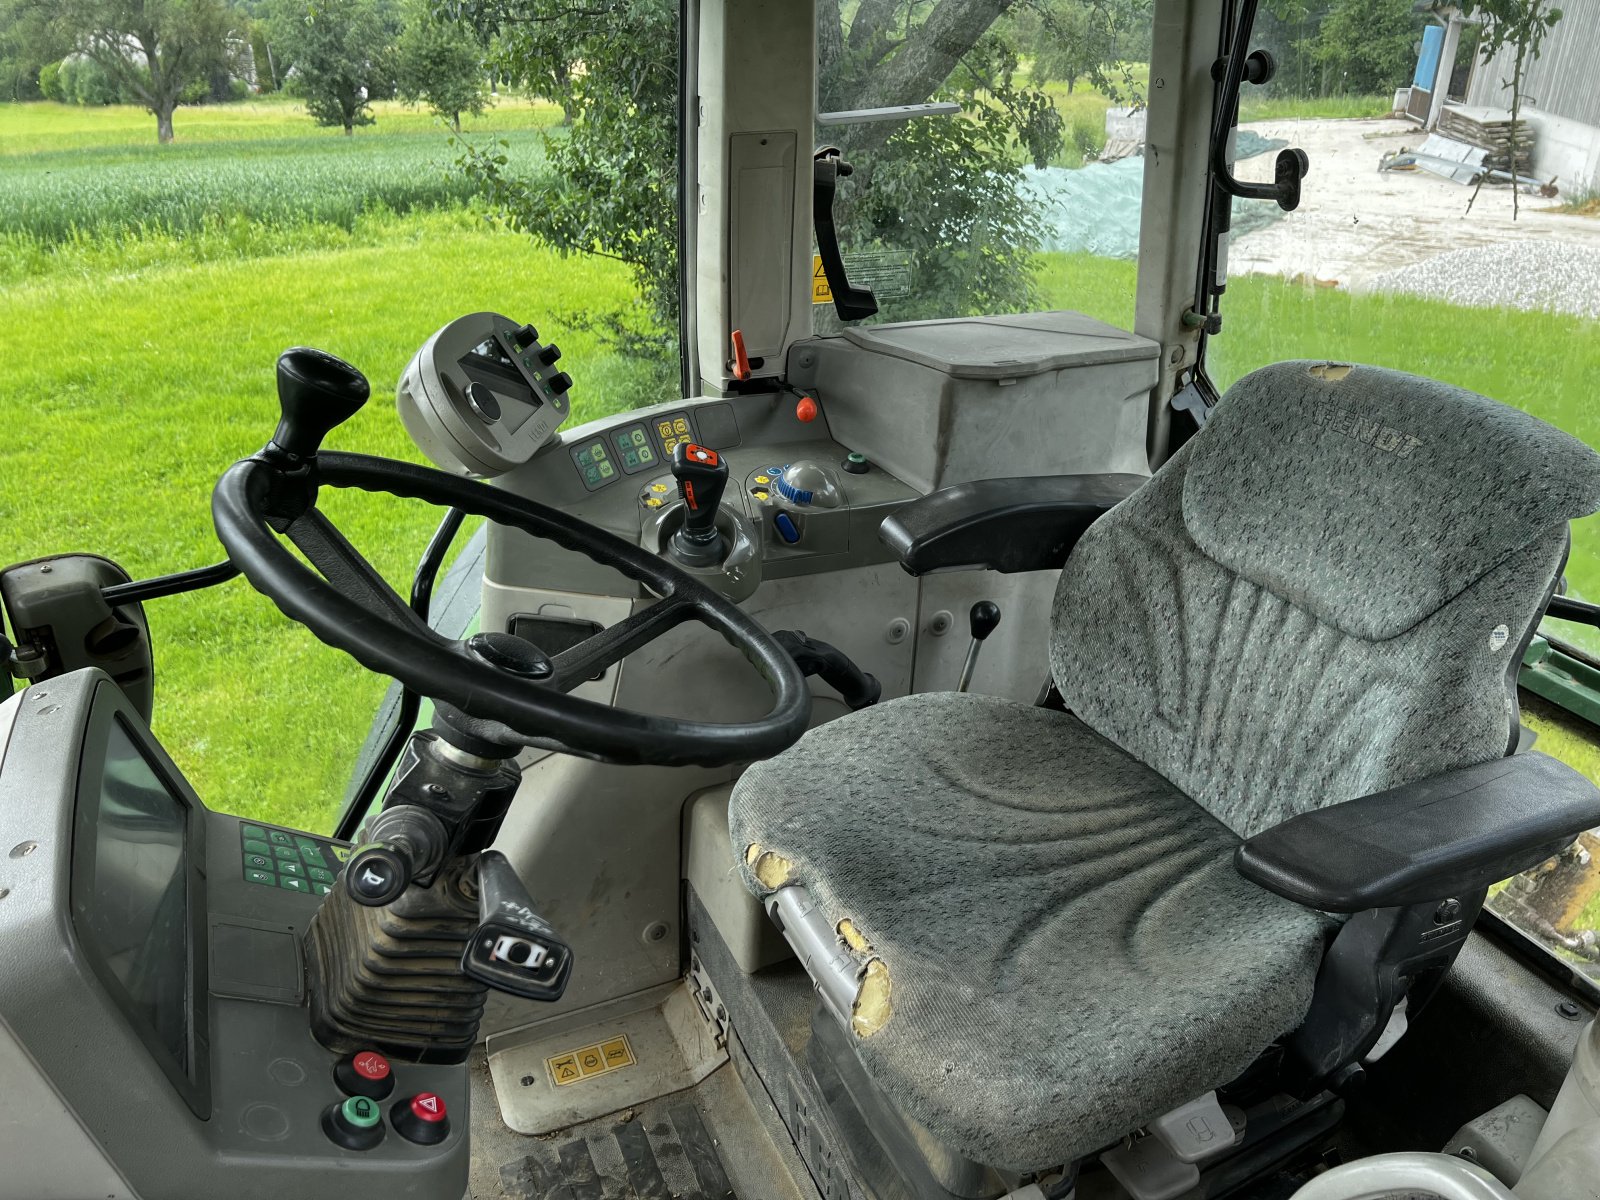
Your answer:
0,671 -> 469,1200
568,408 -> 700,491
396,310 -> 574,478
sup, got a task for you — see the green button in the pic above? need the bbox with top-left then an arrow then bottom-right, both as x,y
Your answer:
241,825 -> 266,842
245,868 -> 275,886
278,860 -> 305,877
273,844 -> 298,860
309,866 -> 335,883
301,846 -> 325,866
295,835 -> 320,851
245,853 -> 274,871
313,882 -> 333,896
280,876 -> 311,893
268,830 -> 293,846
243,839 -> 271,858
342,1096 -> 380,1127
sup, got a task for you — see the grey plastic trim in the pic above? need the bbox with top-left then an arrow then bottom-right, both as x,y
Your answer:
1286,1152 -> 1512,1199
816,103 -> 961,125
765,885 -> 860,1031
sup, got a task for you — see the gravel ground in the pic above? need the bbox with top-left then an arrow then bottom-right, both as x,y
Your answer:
1365,240 -> 1600,319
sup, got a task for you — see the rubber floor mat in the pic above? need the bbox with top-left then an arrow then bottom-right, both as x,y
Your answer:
498,1100 -> 737,1199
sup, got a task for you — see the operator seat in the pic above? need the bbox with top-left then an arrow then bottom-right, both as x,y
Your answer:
729,361 -> 1600,1173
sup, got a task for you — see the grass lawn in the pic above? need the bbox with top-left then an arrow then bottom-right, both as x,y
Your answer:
0,211 -> 642,832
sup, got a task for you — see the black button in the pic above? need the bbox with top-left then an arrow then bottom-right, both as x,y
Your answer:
538,344 -> 561,366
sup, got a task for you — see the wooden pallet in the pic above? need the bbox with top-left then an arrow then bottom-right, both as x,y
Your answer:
1437,103 -> 1536,174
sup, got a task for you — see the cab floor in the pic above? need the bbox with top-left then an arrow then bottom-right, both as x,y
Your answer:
467,1045 -> 816,1200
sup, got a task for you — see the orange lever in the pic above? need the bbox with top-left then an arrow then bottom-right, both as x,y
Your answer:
730,330 -> 751,382
795,395 -> 819,423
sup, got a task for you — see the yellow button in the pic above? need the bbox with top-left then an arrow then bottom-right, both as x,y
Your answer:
752,490 -> 768,501
672,418 -> 689,434
753,474 -> 770,484
644,497 -> 663,508
657,421 -> 674,438
651,482 -> 669,493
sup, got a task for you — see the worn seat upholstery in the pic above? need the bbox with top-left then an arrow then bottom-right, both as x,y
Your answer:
729,361 -> 1600,1172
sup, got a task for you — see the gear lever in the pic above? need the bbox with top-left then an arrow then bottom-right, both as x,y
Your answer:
670,442 -> 729,566
957,601 -> 1001,692
269,347 -> 370,463
462,851 -> 574,1002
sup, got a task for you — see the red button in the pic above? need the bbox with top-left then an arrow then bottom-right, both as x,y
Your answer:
410,1093 -> 447,1123
353,1051 -> 390,1081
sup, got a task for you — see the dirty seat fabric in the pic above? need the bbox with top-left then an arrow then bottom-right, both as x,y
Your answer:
730,694 -> 1331,1170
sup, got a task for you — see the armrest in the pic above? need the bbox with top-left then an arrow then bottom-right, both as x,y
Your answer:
878,473 -> 1146,576
1235,752 -> 1600,912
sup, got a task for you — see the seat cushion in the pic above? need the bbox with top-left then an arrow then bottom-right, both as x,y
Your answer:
729,692 -> 1331,1171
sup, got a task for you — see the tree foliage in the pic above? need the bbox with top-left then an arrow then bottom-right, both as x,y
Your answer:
394,0 -> 487,130
272,0 -> 395,134
3,0 -> 245,141
1307,0 -> 1422,95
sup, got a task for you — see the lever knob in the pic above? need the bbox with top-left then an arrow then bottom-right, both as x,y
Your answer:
670,442 -> 729,565
270,347 -> 370,462
969,601 -> 1001,642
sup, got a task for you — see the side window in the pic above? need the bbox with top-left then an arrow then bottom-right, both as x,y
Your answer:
813,0 -> 1154,333
1200,2 -> 1600,985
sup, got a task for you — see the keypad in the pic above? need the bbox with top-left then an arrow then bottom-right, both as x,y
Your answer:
240,822 -> 349,896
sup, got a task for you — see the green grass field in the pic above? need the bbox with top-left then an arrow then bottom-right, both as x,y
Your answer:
2,98 -> 1598,840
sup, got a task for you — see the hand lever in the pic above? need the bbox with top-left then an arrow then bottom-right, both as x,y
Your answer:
342,804 -> 449,907
270,347 -> 370,463
957,601 -> 1001,693
670,442 -> 729,567
461,851 -> 573,1002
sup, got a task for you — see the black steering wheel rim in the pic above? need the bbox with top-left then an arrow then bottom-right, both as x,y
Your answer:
212,450 -> 811,767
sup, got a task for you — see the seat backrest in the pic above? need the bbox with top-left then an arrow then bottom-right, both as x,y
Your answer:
1051,361 -> 1600,839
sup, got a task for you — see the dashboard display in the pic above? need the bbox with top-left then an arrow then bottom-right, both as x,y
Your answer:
457,337 -> 542,434
73,717 -> 194,1080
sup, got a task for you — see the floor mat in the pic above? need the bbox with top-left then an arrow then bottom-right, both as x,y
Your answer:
498,1100 -> 736,1199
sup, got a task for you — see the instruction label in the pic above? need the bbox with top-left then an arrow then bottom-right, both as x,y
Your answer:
546,1034 -> 636,1087
811,255 -> 832,303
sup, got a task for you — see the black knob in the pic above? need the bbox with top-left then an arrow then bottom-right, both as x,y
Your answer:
344,842 -> 410,907
512,324 -> 539,349
537,344 -> 561,366
270,347 -> 369,462
548,370 -> 573,394
969,601 -> 1001,642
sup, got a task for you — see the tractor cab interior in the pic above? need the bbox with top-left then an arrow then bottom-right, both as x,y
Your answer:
5,2 -> 1600,1199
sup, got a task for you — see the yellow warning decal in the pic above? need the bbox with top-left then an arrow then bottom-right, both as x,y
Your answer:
812,255 -> 832,304
329,845 -> 352,863
546,1034 -> 636,1087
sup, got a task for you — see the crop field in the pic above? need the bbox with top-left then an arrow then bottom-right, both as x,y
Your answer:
1,98 -> 1597,839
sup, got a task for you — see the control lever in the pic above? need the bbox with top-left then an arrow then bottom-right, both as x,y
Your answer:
270,347 -> 370,463
343,804 -> 449,907
461,851 -> 574,1002
670,442 -> 729,567
957,601 -> 1001,693
774,630 -> 881,710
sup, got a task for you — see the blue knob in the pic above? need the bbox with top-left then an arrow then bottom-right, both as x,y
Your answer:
773,512 -> 801,544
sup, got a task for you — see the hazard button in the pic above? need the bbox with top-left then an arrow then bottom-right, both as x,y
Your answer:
391,1092 -> 450,1145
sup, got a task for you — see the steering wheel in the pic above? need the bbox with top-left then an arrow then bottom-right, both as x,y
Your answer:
211,348 -> 811,767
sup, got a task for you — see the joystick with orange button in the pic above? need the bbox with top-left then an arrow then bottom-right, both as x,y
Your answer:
669,442 -> 729,567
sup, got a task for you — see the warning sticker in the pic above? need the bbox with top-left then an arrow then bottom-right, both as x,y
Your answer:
811,255 -> 832,304
546,1034 -> 636,1087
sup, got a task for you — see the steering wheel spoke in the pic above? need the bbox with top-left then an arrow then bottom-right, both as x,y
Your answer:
547,594 -> 694,693
285,508 -> 439,640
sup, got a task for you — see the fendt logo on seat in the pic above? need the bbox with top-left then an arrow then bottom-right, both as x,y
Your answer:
1311,402 -> 1424,458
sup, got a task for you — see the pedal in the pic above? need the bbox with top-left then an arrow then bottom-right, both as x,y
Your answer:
462,851 -> 574,1002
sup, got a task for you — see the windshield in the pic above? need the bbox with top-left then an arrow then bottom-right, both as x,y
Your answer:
812,1 -> 1155,334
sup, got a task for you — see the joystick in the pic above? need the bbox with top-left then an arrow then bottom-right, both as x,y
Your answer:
957,601 -> 1001,693
268,347 -> 370,463
670,442 -> 729,566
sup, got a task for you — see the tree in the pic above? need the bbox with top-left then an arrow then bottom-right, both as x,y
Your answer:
4,0 -> 245,142
458,0 -> 1060,394
1460,0 -> 1563,219
272,0 -> 395,134
1309,0 -> 1420,95
394,0 -> 488,131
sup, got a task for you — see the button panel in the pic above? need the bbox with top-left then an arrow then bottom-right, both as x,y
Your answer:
607,423 -> 660,475
570,438 -> 618,491
239,822 -> 350,897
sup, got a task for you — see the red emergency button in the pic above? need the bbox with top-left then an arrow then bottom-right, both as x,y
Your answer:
392,1092 -> 450,1145
334,1049 -> 394,1100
